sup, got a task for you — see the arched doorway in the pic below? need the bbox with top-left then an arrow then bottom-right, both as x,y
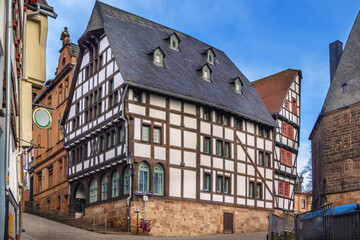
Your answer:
74,183 -> 86,218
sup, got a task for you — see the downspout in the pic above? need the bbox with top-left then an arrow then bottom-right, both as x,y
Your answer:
4,2 -> 13,239
119,85 -> 131,232
15,151 -> 23,237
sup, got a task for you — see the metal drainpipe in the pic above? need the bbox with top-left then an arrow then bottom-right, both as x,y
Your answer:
15,151 -> 23,237
119,85 -> 131,232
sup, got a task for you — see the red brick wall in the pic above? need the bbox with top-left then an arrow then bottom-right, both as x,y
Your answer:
311,102 -> 360,207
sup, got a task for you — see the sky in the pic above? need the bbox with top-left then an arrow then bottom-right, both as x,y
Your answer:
46,0 -> 360,189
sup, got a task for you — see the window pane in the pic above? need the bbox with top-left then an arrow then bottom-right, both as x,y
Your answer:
112,172 -> 120,198
204,137 -> 210,154
138,162 -> 149,192
216,176 -> 222,193
224,177 -> 230,194
225,142 -> 230,158
101,176 -> 108,200
249,182 -> 254,198
154,164 -> 164,196
204,174 -> 210,192
124,167 -> 130,195
257,184 -> 262,199
154,127 -> 161,144
216,140 -> 222,156
142,126 -> 150,142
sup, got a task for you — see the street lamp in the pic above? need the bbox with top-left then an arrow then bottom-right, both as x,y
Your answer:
126,154 -> 134,165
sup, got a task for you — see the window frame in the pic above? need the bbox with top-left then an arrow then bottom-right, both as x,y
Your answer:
142,125 -> 150,142
89,178 -> 98,204
153,164 -> 165,196
216,175 -> 222,193
216,140 -> 223,157
123,167 -> 130,195
204,137 -> 211,154
256,183 -> 262,199
224,177 -> 230,195
203,109 -> 211,121
101,175 -> 108,201
138,162 -> 150,192
112,171 -> 120,198
249,182 -> 254,198
204,173 -> 211,192
224,142 -> 230,158
170,34 -> 179,51
153,127 -> 162,145
154,48 -> 164,66
292,98 -> 297,115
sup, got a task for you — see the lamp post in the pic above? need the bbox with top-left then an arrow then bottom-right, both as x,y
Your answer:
126,154 -> 133,232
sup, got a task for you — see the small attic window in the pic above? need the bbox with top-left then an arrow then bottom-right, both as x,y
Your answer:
207,49 -> 215,64
153,48 -> 164,67
170,34 -> 179,50
235,78 -> 242,93
202,65 -> 211,81
342,83 -> 348,94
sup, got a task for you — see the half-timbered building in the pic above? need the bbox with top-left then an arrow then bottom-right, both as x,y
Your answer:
61,1 -> 278,236
253,69 -> 302,212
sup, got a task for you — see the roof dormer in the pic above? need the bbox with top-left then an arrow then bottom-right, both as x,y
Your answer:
170,33 -> 180,51
201,64 -> 212,82
207,48 -> 215,65
229,77 -> 243,93
153,47 -> 165,67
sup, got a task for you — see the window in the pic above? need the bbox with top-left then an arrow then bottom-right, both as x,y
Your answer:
47,128 -> 52,149
216,140 -> 222,157
258,126 -> 263,137
292,98 -> 297,115
124,167 -> 130,195
235,78 -> 242,93
170,34 -> 179,50
85,66 -> 89,79
48,95 -> 52,106
138,162 -> 149,192
342,84 -> 348,94
58,160 -> 62,182
265,129 -> 270,139
249,182 -> 254,198
224,142 -> 230,158
142,125 -> 150,142
38,173 -> 42,192
259,151 -> 264,166
100,136 -> 105,152
118,126 -> 123,143
207,49 -> 214,64
286,151 -> 292,166
224,177 -> 230,194
133,90 -> 141,103
282,122 -> 294,139
204,173 -> 211,192
106,132 -> 111,149
89,179 -> 98,203
203,109 -> 211,121
282,122 -> 287,136
257,183 -> 262,199
216,113 -> 222,124
285,100 -> 290,110
280,148 -> 292,166
65,79 -> 69,98
236,119 -> 242,130
265,153 -> 270,167
112,171 -> 120,198
204,137 -> 211,154
202,65 -> 210,81
99,54 -> 103,69
48,167 -> 53,188
154,164 -> 164,196
216,176 -> 222,193
154,48 -> 164,66
224,115 -> 230,126
58,84 -> 63,104
111,130 -> 116,147
153,127 -> 161,144
101,175 -> 108,200
278,181 -> 290,198
301,199 -> 305,209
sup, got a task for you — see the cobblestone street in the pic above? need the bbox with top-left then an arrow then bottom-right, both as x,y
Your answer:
22,213 -> 267,240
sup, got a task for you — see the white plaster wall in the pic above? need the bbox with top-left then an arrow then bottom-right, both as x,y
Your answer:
213,157 -> 223,169
200,122 -> 211,135
184,116 -> 197,129
200,193 -> 211,201
170,128 -> 182,147
184,151 -> 196,168
169,168 -> 181,197
170,113 -> 181,126
170,99 -> 181,111
183,131 -> 196,149
213,125 -> 223,138
134,143 -> 151,158
225,160 -> 234,171
169,149 -> 181,165
134,118 -> 141,140
99,36 -> 109,53
150,94 -> 166,108
247,122 -> 254,134
154,146 -> 166,160
149,108 -> 166,120
183,170 -> 196,199
114,72 -> 124,89
224,128 -> 233,141
200,154 -> 211,167
128,103 -> 146,116
183,103 -> 196,115
81,51 -> 89,69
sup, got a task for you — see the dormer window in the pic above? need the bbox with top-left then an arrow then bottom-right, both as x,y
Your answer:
207,49 -> 215,65
202,65 -> 211,81
235,78 -> 243,93
153,48 -> 164,67
170,34 -> 179,51
342,83 -> 348,94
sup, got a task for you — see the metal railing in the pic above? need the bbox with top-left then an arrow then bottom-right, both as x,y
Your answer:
268,211 -> 294,240
294,202 -> 360,240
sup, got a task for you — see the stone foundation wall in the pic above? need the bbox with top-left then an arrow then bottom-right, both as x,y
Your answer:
84,199 -> 128,231
326,190 -> 360,207
130,198 -> 271,236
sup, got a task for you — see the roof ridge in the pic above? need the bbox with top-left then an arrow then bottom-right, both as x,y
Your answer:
252,68 -> 300,84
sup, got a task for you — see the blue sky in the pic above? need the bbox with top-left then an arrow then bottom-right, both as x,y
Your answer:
46,0 -> 360,187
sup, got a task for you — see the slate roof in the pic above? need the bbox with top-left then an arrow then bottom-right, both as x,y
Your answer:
321,11 -> 360,115
69,43 -> 80,59
73,1 -> 276,127
252,69 -> 301,115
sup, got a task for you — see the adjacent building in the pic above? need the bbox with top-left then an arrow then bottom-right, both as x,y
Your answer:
309,11 -> 360,208
31,27 -> 78,214
294,192 -> 312,213
253,69 -> 302,212
61,1 -> 278,236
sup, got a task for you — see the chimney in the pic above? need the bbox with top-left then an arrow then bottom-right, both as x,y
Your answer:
329,40 -> 343,83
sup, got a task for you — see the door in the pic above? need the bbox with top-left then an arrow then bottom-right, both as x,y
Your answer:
223,212 -> 234,234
